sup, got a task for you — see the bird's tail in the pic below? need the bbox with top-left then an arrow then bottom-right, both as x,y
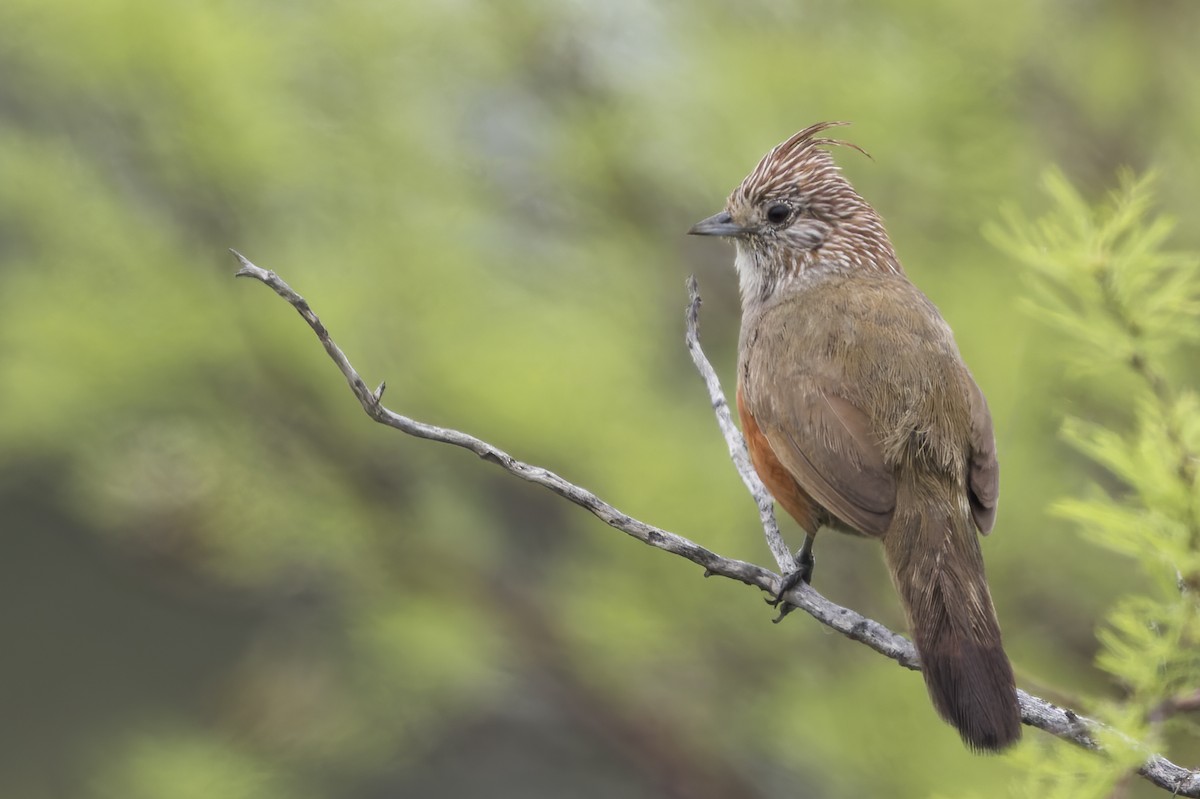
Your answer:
882,474 -> 1021,752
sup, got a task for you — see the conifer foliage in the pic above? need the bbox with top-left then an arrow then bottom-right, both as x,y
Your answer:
991,172 -> 1200,795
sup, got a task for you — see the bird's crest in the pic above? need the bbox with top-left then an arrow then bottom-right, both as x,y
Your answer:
734,121 -> 871,204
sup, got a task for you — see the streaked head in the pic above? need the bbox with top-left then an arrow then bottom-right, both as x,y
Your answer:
689,122 -> 901,306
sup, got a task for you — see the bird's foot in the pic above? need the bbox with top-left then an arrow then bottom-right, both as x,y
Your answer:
765,539 -> 815,623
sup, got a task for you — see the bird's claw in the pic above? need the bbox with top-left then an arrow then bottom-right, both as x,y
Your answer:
766,541 -> 815,623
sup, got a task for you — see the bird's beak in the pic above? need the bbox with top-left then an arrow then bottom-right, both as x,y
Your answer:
688,211 -> 747,238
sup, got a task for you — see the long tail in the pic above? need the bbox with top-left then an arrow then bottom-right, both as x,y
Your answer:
882,475 -> 1022,752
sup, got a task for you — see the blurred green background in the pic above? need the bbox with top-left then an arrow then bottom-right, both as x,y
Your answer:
2,1 -> 1198,797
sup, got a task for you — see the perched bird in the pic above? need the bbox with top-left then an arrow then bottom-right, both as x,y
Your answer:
689,122 -> 1021,751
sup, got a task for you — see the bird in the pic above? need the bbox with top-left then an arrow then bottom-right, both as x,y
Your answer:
688,122 -> 1021,752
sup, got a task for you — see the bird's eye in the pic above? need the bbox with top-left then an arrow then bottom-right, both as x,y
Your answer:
766,204 -> 791,224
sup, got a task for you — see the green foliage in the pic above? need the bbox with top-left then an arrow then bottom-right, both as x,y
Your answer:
991,172 -> 1200,797
993,171 -> 1200,371
91,731 -> 315,799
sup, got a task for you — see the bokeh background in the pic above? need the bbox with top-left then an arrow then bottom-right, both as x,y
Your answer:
2,1 -> 1199,797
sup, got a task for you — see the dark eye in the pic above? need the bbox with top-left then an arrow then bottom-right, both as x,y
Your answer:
766,203 -> 791,224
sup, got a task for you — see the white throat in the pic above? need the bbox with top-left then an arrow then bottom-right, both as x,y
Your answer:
733,243 -> 766,309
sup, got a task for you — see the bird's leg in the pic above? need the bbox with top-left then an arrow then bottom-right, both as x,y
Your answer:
772,531 -> 817,596
795,531 -> 816,581
767,531 -> 816,623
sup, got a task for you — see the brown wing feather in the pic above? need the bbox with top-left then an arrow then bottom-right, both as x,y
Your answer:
965,376 -> 999,534
738,390 -> 822,534
756,390 -> 895,538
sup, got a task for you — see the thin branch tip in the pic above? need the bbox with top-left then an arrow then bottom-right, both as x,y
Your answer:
686,275 -> 702,315
230,249 -> 267,281
230,248 -> 251,270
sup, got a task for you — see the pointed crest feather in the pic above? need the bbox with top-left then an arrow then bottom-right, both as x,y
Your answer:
736,121 -> 872,203
771,121 -> 871,161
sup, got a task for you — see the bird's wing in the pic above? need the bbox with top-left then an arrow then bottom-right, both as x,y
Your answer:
754,388 -> 895,538
965,375 -> 999,535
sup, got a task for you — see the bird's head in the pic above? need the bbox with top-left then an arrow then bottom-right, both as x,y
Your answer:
689,122 -> 901,306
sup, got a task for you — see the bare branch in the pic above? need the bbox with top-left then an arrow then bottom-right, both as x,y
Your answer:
231,250 -> 1200,797
684,276 -> 796,576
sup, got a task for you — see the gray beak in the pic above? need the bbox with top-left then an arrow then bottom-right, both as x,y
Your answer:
688,211 -> 747,237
